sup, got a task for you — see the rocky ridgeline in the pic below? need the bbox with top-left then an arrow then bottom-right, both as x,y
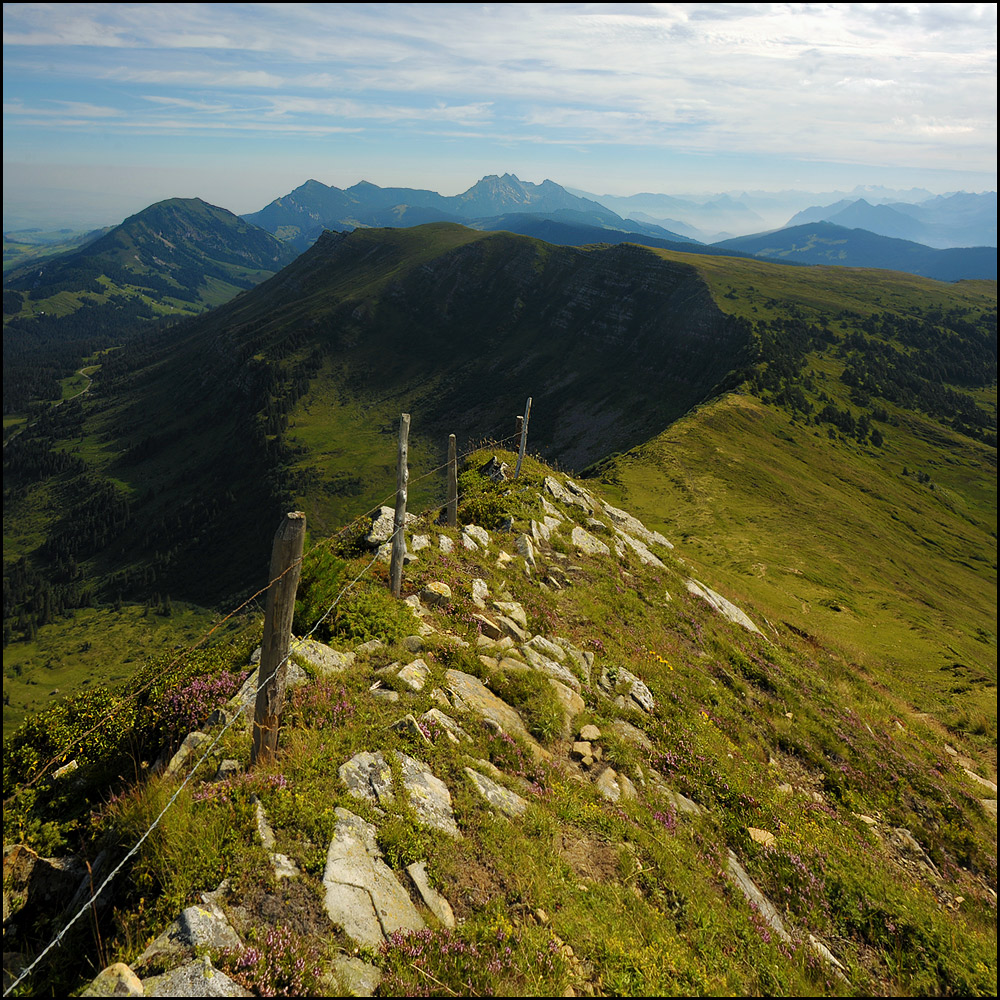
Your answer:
9,469 -> 989,996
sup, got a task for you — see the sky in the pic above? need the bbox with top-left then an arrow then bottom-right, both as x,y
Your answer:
3,2 -> 997,229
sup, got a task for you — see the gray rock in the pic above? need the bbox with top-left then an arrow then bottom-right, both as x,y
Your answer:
471,613 -> 503,640
579,724 -> 601,741
339,751 -> 459,838
403,634 -> 425,652
322,809 -> 425,949
329,955 -> 383,997
726,851 -> 791,941
356,639 -> 385,654
522,645 -> 581,691
493,601 -> 528,628
609,719 -> 654,751
397,658 -> 430,692
555,639 -> 594,685
162,732 -> 215,780
230,659 -> 309,720
421,709 -> 471,744
544,477 -> 593,513
370,686 -> 400,703
391,714 -> 432,743
526,635 -> 566,661
515,534 -> 536,571
571,526 -> 610,557
445,669 -> 532,742
437,534 -> 454,554
601,501 -> 673,550
421,582 -> 452,607
615,530 -> 666,569
531,519 -> 551,544
136,903 -> 242,970
411,534 -> 431,552
594,768 -> 623,802
463,524 -> 491,549
366,506 -> 417,546
140,957 -> 251,997
548,680 -> 585,738
340,751 -> 394,809
471,578 -> 490,608
291,638 -> 355,674
81,964 -> 143,997
496,615 -> 530,643
214,759 -> 240,781
407,860 -> 456,928
685,579 -> 763,635
599,666 -> 654,713
464,767 -> 529,818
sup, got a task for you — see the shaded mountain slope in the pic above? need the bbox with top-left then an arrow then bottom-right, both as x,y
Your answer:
3,198 -> 298,411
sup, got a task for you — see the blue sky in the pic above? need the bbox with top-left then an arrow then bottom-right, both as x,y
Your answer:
3,2 -> 997,228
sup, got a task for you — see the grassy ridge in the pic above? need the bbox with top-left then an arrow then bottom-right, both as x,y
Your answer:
591,250 -> 997,752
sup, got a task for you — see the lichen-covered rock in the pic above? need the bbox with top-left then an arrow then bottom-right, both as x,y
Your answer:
571,526 -> 610,557
397,658 -> 430,691
464,767 -> 529,818
323,808 -> 424,948
407,860 -> 457,928
135,903 -> 242,970
444,669 -> 532,742
291,638 -> 355,674
82,963 -> 143,997
141,957 -> 251,997
421,582 -> 452,607
599,666 -> 655,713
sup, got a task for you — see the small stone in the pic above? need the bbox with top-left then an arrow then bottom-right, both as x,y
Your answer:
493,601 -> 528,627
472,614 -> 504,640
464,767 -> 529,817
748,827 -> 776,847
411,534 -> 431,551
463,524 -> 491,549
214,759 -> 240,781
291,638 -> 355,674
407,860 -> 456,928
471,578 -> 490,608
496,550 -> 513,567
515,534 -> 536,572
403,635 -> 425,652
438,534 -> 454,554
496,615 -> 530,643
579,724 -> 601,741
356,639 -> 385,654
392,714 -> 432,743
421,582 -> 452,607
594,768 -> 622,802
572,741 -> 593,759
397,658 -> 430,691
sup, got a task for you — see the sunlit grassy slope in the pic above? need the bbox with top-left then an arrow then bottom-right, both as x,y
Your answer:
591,252 -> 996,753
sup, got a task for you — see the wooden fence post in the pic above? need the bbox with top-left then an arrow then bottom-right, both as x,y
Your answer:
251,511 -> 306,766
514,396 -> 532,479
447,433 -> 458,527
390,413 -> 410,597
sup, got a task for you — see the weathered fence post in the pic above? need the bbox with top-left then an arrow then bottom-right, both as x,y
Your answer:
514,396 -> 532,479
447,433 -> 458,527
390,413 -> 410,597
251,511 -> 306,766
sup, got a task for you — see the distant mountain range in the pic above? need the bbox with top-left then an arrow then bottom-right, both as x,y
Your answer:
786,192 -> 996,249
243,174 -> 695,251
713,222 -> 996,282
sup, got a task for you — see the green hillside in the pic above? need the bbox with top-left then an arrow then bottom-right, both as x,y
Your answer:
4,226 -> 996,764
3,455 -> 996,996
3,198 -> 298,413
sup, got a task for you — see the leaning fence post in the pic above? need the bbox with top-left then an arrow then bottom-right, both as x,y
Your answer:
390,413 -> 411,597
447,433 -> 458,527
514,396 -> 532,479
251,511 -> 306,766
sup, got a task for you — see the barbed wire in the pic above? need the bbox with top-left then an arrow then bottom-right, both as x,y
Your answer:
6,427 -> 524,800
4,420 -> 534,993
